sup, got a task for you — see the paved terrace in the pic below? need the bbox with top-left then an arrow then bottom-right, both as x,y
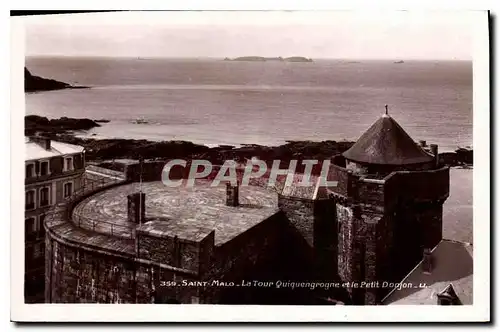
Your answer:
72,180 -> 279,245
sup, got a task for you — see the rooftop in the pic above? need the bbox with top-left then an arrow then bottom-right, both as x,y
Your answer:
382,239 -> 473,305
72,180 -> 279,245
25,136 -> 84,161
342,113 -> 434,165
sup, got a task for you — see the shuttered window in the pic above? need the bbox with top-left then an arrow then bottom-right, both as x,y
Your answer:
26,164 -> 35,178
40,187 -> 50,207
25,190 -> 35,210
40,161 -> 49,176
64,157 -> 74,171
64,182 -> 73,198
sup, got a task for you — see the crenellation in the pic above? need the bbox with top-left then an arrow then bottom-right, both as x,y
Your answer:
41,114 -> 451,305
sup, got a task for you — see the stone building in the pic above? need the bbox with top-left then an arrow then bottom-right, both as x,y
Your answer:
323,112 -> 450,304
25,136 -> 85,302
43,112 -> 469,305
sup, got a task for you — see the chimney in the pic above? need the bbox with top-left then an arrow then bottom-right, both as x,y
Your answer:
128,192 -> 146,224
30,136 -> 51,150
430,144 -> 439,167
419,140 -> 427,147
43,138 -> 51,150
226,182 -> 239,207
422,248 -> 433,274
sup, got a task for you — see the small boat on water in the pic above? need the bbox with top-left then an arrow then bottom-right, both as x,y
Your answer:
394,60 -> 405,64
132,117 -> 149,124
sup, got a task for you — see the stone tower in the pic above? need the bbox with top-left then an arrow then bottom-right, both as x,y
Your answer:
329,110 -> 450,304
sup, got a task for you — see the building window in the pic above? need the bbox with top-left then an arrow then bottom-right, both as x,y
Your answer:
26,163 -> 35,178
40,161 -> 49,176
63,182 -> 73,198
38,214 -> 45,227
39,214 -> 46,237
39,187 -> 50,207
25,190 -> 35,210
25,217 -> 35,235
64,157 -> 74,171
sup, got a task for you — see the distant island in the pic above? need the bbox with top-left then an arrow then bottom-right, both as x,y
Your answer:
394,60 -> 405,64
224,56 -> 313,63
24,67 -> 89,93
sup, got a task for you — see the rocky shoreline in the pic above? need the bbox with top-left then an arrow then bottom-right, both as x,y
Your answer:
25,68 -> 90,93
24,116 -> 473,167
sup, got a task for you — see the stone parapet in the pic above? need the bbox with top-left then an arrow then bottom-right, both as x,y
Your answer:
328,164 -> 450,209
135,221 -> 215,275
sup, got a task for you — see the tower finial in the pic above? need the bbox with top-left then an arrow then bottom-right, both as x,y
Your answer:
385,104 -> 389,115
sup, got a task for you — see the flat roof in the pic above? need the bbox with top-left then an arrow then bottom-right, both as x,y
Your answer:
72,180 -> 279,245
382,239 -> 473,305
25,137 -> 84,161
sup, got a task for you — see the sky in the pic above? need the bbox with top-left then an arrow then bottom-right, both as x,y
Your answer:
22,11 -> 478,60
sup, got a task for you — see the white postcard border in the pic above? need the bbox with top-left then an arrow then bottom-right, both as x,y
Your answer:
10,10 -> 490,322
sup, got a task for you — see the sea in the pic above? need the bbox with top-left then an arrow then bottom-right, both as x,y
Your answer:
25,57 -> 472,150
25,56 -> 473,243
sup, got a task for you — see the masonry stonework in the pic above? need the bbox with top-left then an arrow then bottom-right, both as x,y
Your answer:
43,114 -> 451,305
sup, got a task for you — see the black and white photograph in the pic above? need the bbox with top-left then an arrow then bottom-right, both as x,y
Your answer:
10,10 -> 490,322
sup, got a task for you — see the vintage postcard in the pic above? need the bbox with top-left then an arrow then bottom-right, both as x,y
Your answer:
10,10 -> 490,322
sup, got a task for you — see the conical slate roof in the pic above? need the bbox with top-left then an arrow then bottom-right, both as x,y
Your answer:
342,113 -> 434,165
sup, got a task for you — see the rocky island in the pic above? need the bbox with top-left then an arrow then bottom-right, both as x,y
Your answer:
25,115 -> 101,136
25,115 -> 473,168
224,56 -> 313,62
25,67 -> 89,93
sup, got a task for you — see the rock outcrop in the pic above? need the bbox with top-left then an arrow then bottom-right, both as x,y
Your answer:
25,67 -> 89,92
25,115 -> 100,136
24,115 -> 472,167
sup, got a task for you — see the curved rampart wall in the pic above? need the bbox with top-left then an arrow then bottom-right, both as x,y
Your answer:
44,174 -> 287,304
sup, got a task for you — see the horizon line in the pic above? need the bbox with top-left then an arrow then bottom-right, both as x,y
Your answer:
24,55 -> 472,61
